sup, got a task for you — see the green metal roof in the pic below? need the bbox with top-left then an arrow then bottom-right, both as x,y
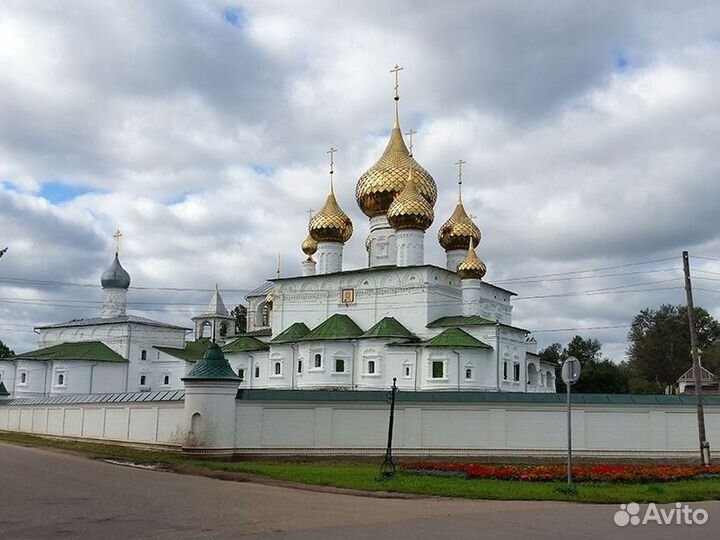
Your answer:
423,328 -> 493,349
270,322 -> 311,344
236,328 -> 272,337
427,315 -> 529,334
14,341 -> 127,363
301,314 -> 364,341
236,389 -> 720,406
182,342 -> 240,381
222,336 -> 270,353
0,381 -> 9,396
360,317 -> 417,340
156,338 -> 212,362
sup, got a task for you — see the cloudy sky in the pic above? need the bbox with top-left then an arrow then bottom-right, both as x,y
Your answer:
1,0 -> 720,360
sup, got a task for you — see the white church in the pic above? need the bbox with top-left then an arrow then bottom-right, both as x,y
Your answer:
0,77 -> 556,398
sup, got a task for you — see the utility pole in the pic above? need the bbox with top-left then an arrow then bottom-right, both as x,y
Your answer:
682,251 -> 711,466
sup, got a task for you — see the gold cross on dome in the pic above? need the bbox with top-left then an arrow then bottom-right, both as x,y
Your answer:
390,64 -> 404,100
405,129 -> 417,156
454,159 -> 467,185
326,147 -> 337,174
113,229 -> 123,254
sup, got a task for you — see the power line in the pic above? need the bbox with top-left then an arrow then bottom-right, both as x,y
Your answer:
532,324 -> 630,333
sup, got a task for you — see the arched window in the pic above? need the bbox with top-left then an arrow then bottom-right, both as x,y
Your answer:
314,353 -> 322,368
274,362 -> 282,375
58,373 -> 65,386
219,322 -> 227,337
503,361 -> 508,380
254,365 -> 260,378
190,412 -> 201,434
238,368 -> 245,381
465,368 -> 472,380
404,365 -> 411,378
368,360 -> 376,374
297,360 -> 303,373
163,375 -> 170,385
141,349 -> 147,361
513,363 -> 520,382
20,372 -> 27,384
140,375 -> 146,386
335,358 -> 345,373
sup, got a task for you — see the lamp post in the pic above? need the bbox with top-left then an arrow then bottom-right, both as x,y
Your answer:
379,377 -> 398,479
561,356 -> 581,486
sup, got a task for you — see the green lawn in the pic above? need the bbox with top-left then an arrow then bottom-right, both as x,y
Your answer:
2,431 -> 719,504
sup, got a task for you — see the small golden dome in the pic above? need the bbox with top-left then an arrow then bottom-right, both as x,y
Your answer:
355,121 -> 437,218
309,190 -> 353,243
387,169 -> 434,231
302,233 -> 317,258
438,200 -> 481,251
457,240 -> 487,280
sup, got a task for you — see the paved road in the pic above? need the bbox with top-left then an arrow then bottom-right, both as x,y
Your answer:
0,442 -> 716,540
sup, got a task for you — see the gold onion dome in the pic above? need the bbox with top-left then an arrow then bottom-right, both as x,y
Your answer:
457,240 -> 487,280
301,233 -> 317,258
387,169 -> 434,230
355,119 -> 437,218
309,189 -> 353,243
438,199 -> 481,251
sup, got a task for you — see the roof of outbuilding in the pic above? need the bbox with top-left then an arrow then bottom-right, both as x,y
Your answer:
360,317 -> 417,340
422,328 -> 493,349
156,338 -> 212,362
182,342 -> 240,381
270,322 -> 311,344
13,341 -> 127,363
302,314 -> 364,341
35,314 -> 189,331
222,336 -> 269,353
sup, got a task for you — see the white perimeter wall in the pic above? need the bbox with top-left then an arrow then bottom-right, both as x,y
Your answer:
234,401 -> 720,457
0,401 -> 185,446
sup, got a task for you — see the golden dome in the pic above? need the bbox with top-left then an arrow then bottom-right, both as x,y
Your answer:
309,189 -> 353,243
301,233 -> 317,259
387,169 -> 434,230
355,119 -> 437,218
457,240 -> 487,280
438,199 -> 481,251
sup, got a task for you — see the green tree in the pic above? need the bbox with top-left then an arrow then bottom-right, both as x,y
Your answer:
230,304 -> 247,334
0,339 -> 14,358
626,304 -> 720,390
538,335 -> 628,393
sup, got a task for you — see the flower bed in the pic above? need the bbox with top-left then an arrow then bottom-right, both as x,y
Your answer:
401,462 -> 720,483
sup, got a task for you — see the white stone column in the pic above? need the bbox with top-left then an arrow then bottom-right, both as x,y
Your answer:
183,380 -> 238,452
462,278 -> 482,316
101,288 -> 127,318
302,259 -> 317,276
446,249 -> 466,272
367,215 -> 397,267
316,242 -> 343,274
396,229 -> 425,267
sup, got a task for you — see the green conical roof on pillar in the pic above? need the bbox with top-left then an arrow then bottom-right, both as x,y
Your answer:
182,342 -> 240,381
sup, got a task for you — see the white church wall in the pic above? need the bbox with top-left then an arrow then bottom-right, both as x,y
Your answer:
0,400 -> 185,446
0,361 -> 16,397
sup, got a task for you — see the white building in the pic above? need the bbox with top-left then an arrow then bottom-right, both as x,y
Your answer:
0,81 -> 556,397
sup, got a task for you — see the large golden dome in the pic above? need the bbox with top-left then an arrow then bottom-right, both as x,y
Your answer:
355,119 -> 437,218
438,200 -> 481,251
309,189 -> 353,243
457,240 -> 487,280
387,170 -> 434,231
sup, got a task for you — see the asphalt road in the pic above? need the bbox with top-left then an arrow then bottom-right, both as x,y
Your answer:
0,442 -> 716,540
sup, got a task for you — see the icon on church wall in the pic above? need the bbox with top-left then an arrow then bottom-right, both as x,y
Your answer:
341,288 -> 355,304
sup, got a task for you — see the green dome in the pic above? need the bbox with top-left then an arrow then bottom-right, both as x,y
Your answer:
182,342 -> 240,381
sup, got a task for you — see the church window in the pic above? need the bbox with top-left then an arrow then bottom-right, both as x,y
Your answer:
513,363 -> 520,382
238,368 -> 245,381
367,360 -> 376,374
219,322 -> 227,337
404,365 -> 411,378
297,360 -> 302,373
255,365 -> 260,378
503,361 -> 508,380
57,373 -> 65,386
314,354 -> 322,368
19,372 -> 27,384
163,375 -> 170,385
140,375 -> 146,386
141,349 -> 147,361
335,358 -> 345,373
190,412 -> 201,434
431,361 -> 444,379
274,362 -> 282,375
465,368 -> 472,380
